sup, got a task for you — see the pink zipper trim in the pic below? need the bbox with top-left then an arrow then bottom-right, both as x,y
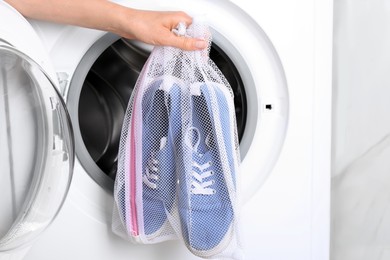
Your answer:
128,60 -> 150,237
129,95 -> 139,236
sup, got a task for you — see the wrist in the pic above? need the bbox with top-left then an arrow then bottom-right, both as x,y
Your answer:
113,5 -> 140,39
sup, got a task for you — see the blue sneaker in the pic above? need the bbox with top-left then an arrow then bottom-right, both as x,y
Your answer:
178,83 -> 239,257
141,79 -> 181,241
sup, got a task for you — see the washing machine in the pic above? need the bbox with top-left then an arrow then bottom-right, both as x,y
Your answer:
0,0 -> 333,259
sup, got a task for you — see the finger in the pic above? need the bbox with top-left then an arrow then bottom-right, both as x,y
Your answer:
181,37 -> 208,51
165,33 -> 207,51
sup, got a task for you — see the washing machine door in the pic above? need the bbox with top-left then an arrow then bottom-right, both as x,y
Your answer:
0,3 -> 74,253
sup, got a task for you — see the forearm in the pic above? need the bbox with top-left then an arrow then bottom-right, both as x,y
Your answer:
4,0 -> 130,34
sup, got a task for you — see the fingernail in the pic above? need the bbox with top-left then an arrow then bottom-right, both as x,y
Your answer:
195,40 -> 207,49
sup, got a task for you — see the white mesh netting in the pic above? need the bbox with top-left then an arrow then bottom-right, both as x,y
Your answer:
112,20 -> 243,259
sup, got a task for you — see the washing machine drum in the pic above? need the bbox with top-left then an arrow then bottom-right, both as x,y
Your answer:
0,46 -> 74,251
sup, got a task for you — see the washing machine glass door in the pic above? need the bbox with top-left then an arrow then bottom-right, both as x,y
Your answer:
0,43 -> 74,252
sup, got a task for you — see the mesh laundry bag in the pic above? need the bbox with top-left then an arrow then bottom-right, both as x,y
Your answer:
112,19 -> 243,259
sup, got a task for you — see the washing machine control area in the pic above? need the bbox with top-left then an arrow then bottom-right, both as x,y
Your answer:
0,0 -> 332,259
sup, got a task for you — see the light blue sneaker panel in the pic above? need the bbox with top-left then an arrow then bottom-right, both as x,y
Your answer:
200,83 -> 238,186
141,79 -> 167,236
178,83 -> 236,253
185,95 -> 232,208
141,79 -> 182,236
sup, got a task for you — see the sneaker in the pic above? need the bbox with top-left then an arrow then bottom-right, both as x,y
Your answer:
139,78 -> 181,241
178,83 -> 239,257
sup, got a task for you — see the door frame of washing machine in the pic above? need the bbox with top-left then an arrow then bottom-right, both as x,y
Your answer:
0,1 -> 75,257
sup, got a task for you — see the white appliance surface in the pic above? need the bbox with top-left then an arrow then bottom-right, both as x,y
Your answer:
0,0 -> 333,259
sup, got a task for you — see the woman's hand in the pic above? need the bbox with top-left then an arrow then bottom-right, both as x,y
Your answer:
4,0 -> 207,51
115,9 -> 207,50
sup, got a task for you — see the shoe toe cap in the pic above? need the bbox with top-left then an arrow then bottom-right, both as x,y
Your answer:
181,203 -> 234,252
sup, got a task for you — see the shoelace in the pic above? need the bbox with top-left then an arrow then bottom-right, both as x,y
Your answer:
185,127 -> 216,195
191,160 -> 215,195
143,137 -> 167,189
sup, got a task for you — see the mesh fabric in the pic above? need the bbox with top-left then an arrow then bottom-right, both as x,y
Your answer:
112,20 -> 243,259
